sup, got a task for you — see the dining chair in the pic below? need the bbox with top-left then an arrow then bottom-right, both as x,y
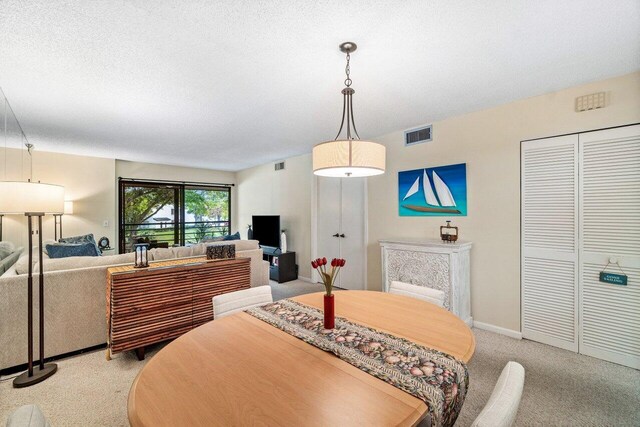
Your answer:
389,281 -> 445,307
6,404 -> 51,427
213,286 -> 273,319
471,361 -> 525,427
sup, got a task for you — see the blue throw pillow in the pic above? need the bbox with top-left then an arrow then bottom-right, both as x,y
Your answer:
58,233 -> 101,256
222,231 -> 241,241
46,242 -> 100,258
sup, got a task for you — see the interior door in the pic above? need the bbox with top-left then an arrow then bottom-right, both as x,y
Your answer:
339,178 -> 366,290
579,125 -> 640,369
521,135 -> 579,352
316,177 -> 366,290
316,177 -> 342,281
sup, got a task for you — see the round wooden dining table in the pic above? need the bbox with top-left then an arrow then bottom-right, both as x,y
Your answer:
128,290 -> 475,427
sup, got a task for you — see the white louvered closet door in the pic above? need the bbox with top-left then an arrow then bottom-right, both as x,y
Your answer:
521,135 -> 579,351
579,124 -> 640,369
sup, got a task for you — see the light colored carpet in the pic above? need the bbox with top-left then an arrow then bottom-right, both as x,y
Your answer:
1,285 -> 639,426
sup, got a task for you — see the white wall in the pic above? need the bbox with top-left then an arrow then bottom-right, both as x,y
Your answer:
236,154 -> 313,279
1,147 -> 116,248
367,71 -> 640,332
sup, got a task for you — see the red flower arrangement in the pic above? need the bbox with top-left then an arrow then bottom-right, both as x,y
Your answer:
311,257 -> 346,296
311,257 -> 346,329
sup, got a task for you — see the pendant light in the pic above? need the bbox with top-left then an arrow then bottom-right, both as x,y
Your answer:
313,42 -> 385,177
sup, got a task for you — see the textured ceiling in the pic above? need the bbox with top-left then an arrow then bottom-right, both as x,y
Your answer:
0,1 -> 639,171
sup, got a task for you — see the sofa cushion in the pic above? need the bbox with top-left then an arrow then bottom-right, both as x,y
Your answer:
14,252 -> 31,275
0,241 -> 15,260
59,233 -> 101,256
149,247 -> 175,261
36,252 -> 135,273
171,246 -> 195,259
223,231 -> 241,241
0,249 -> 22,275
0,247 -> 11,261
46,242 -> 100,258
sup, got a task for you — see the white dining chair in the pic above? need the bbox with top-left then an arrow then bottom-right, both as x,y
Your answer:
389,281 -> 445,307
471,361 -> 525,427
6,404 -> 51,427
212,286 -> 273,319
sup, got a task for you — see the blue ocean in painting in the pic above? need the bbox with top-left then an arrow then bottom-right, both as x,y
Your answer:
398,163 -> 467,216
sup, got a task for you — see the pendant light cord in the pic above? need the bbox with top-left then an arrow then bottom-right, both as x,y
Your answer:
26,143 -> 33,182
334,49 -> 361,141
344,51 -> 352,87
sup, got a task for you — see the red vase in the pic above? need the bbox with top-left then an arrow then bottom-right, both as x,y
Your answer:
323,294 -> 335,329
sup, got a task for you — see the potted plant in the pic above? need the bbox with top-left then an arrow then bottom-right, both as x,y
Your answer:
311,257 -> 346,329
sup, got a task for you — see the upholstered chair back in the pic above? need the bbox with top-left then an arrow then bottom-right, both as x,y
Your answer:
213,286 -> 273,319
389,281 -> 445,307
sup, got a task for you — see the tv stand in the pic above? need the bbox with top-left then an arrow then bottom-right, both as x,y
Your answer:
262,248 -> 297,283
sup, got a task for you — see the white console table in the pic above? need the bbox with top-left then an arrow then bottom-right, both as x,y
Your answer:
380,239 -> 472,325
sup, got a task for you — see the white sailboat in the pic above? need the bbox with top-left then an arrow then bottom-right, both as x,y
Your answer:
403,176 -> 420,200
423,169 -> 439,206
402,169 -> 461,214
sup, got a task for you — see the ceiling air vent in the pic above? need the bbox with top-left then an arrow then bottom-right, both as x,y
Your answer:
274,161 -> 285,171
404,125 -> 432,146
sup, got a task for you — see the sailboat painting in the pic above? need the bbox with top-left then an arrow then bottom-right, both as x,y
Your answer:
398,163 -> 467,216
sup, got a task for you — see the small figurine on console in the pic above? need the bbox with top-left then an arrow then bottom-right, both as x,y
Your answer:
440,220 -> 459,243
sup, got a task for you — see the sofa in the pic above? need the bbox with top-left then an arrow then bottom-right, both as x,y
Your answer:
0,242 -> 22,276
0,239 -> 269,371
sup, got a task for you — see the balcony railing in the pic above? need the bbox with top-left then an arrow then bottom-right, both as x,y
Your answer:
121,220 -> 230,252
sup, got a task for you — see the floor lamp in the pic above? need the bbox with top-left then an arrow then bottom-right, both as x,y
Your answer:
53,214 -> 62,241
53,201 -> 73,240
0,181 -> 65,388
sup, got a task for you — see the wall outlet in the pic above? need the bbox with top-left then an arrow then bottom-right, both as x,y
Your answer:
103,220 -> 109,227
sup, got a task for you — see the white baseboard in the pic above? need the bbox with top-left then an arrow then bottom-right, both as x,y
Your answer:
297,276 -> 314,283
473,321 -> 522,340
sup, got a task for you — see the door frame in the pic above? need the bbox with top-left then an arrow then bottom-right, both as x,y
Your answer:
311,175 -> 368,289
118,178 -> 233,253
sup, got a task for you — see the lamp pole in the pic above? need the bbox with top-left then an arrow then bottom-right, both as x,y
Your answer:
53,213 -> 63,240
13,212 -> 58,388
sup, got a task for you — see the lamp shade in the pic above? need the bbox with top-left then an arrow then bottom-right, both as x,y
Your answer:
313,140 -> 386,177
0,181 -> 65,214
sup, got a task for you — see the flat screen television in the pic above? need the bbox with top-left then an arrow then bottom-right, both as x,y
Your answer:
252,215 -> 280,249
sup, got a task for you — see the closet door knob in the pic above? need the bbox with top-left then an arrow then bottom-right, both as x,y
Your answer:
339,234 -> 345,238
332,233 -> 340,237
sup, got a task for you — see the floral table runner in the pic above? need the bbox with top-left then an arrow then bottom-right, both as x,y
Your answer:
246,299 -> 469,427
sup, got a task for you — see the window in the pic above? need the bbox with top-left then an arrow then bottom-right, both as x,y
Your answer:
118,179 -> 231,252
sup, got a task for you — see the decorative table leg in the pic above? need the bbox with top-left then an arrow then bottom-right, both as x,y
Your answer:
135,347 -> 145,361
